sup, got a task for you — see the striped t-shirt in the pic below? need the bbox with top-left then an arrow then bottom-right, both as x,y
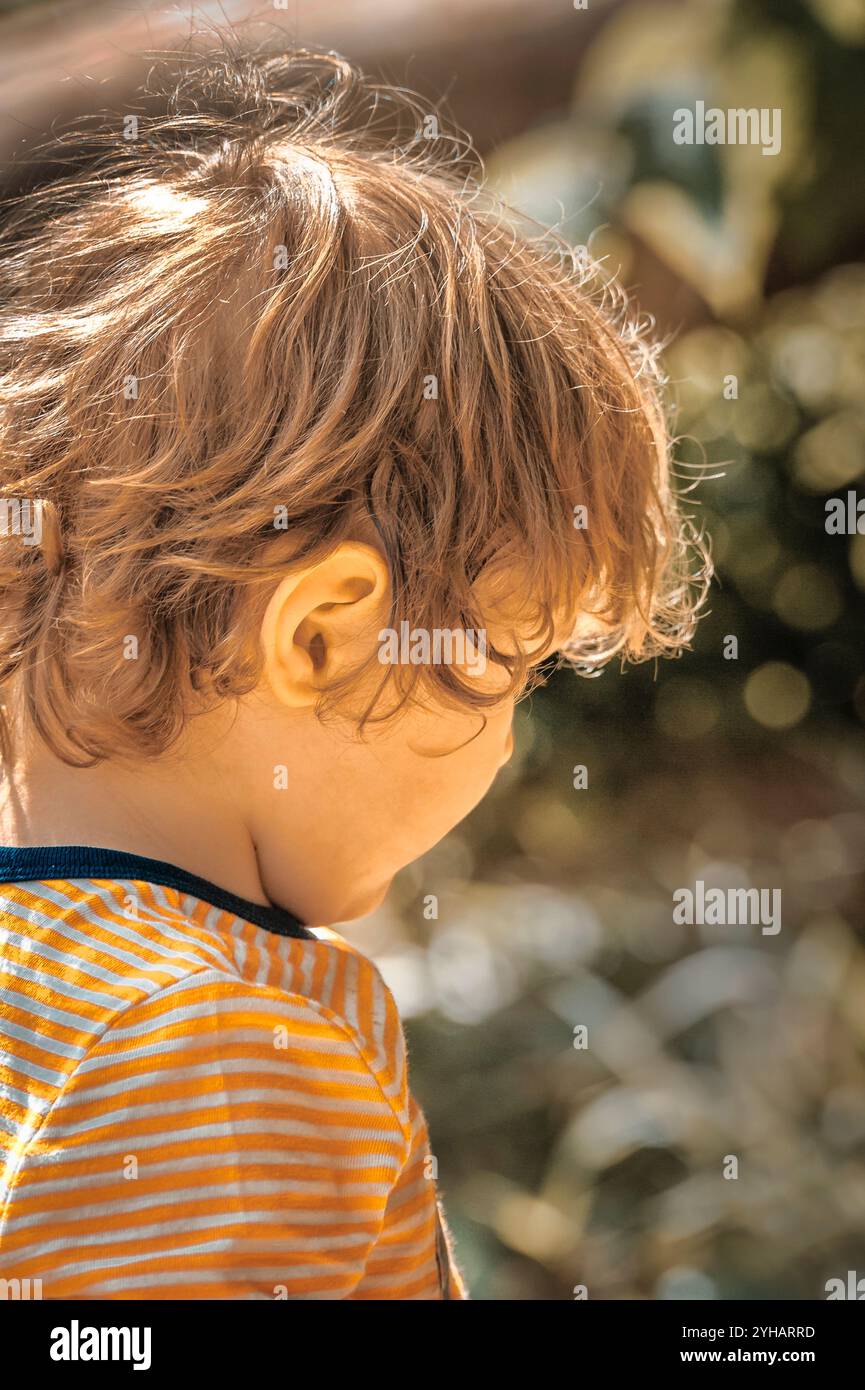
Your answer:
0,846 -> 466,1300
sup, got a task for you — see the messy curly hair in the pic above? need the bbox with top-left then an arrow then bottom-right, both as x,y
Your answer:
0,41 -> 708,767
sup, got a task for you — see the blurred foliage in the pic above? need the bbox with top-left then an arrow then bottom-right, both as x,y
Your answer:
344,0 -> 865,1300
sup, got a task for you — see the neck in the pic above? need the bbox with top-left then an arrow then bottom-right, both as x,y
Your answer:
0,718 -> 272,908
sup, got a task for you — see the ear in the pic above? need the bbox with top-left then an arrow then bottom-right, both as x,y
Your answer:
260,543 -> 390,708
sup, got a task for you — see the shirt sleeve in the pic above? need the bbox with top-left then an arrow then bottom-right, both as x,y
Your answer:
3,969 -> 412,1298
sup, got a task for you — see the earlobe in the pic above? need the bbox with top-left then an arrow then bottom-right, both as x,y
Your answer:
260,543 -> 390,709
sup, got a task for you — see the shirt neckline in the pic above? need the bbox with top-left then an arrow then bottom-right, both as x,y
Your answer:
0,843 -> 311,940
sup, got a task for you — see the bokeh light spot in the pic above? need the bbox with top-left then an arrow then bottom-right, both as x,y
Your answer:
744,662 -> 811,728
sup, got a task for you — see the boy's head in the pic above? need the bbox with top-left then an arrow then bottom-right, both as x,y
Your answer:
0,46 -> 706,923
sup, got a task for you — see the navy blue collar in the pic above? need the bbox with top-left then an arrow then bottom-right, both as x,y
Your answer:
0,844 -> 311,940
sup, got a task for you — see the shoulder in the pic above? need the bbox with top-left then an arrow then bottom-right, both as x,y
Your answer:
267,925 -> 412,1145
61,921 -> 413,1147
3,930 -> 414,1298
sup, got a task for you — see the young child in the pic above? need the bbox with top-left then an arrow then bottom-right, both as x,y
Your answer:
0,46 -> 702,1299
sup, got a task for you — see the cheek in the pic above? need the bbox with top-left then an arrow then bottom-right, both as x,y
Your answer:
503,725 -> 515,763
408,705 -> 514,817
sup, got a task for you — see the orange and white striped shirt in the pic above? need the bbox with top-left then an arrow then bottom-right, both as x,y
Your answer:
0,845 -> 466,1300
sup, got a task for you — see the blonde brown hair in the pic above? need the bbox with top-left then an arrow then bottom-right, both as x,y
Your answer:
0,44 -> 708,767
